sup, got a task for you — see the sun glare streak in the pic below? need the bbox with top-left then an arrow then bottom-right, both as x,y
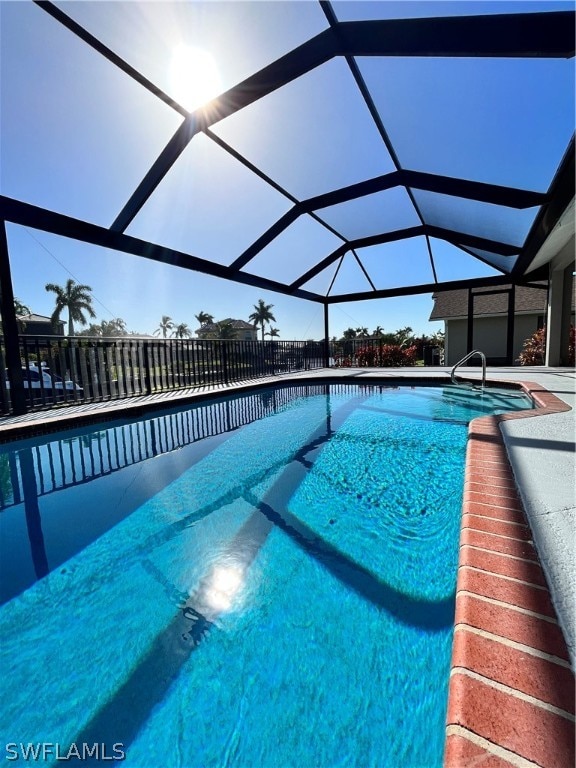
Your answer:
203,565 -> 245,613
169,45 -> 223,112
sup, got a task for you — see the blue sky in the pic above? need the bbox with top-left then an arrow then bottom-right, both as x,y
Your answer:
1,0 -> 574,339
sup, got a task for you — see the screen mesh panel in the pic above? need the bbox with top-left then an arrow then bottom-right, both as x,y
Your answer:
459,246 -> 518,274
1,1 -> 573,310
431,239 -> 502,282
413,190 -> 539,248
5,224 -> 196,329
328,253 -> 375,296
126,134 -> 292,266
1,1 -> 182,225
358,55 -> 575,192
299,262 -> 340,296
315,187 -> 421,241
211,58 -> 396,199
242,215 -> 344,284
333,1 -> 572,21
355,238 -> 435,289
54,0 -> 329,103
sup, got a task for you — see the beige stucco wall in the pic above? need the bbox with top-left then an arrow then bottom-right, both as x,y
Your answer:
445,314 -> 542,366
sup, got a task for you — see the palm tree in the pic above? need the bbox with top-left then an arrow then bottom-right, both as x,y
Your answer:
195,311 -> 214,327
172,322 -> 193,339
265,327 -> 280,338
356,327 -> 369,338
2,298 -> 31,333
155,315 -> 174,338
394,326 -> 414,347
14,298 -> 31,317
45,279 -> 96,336
100,318 -> 128,336
249,299 -> 276,342
342,328 -> 357,340
373,325 -> 384,338
216,320 -> 236,339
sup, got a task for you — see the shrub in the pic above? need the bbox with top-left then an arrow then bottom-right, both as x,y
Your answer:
335,344 -> 418,368
517,326 -> 575,366
517,327 -> 546,365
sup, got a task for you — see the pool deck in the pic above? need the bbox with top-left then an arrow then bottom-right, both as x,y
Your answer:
1,365 -> 574,767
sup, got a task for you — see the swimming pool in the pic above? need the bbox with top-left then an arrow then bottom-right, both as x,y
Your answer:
0,382 -> 533,767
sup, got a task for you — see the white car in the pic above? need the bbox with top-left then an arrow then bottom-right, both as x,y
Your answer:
5,364 -> 83,398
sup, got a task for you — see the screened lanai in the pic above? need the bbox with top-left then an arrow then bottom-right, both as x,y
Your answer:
0,0 -> 575,408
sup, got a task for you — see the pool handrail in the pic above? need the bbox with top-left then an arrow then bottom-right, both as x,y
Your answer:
451,349 -> 486,389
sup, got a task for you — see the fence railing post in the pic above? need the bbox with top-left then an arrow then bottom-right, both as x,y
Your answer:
221,341 -> 229,384
143,341 -> 152,395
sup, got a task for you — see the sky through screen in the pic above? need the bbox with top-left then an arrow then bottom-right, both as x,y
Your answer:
0,1 -> 573,340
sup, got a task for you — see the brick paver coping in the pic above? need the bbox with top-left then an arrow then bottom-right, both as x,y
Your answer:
444,382 -> 575,768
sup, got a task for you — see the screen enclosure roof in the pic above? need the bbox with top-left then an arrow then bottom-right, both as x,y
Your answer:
1,0 -> 575,306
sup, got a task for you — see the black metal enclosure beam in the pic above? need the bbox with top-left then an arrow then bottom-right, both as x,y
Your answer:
336,13 -> 575,58
0,222 -> 27,415
72,7 -> 571,234
325,275 -> 525,304
323,304 -> 330,366
291,226 -> 519,290
228,168 -> 543,274
229,209 -> 302,271
110,29 -> 339,232
303,171 -> 547,212
512,136 -> 575,278
401,171 -> 547,209
0,197 -> 323,304
20,4 -> 576,313
507,285 -> 516,363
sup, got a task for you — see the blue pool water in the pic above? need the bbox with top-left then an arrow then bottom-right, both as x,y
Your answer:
0,383 -> 532,767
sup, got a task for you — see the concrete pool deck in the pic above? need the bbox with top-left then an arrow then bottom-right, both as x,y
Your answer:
0,365 -> 574,767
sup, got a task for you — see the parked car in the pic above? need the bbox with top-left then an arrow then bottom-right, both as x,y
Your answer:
5,364 -> 83,401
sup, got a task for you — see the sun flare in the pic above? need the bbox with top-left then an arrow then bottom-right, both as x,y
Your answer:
203,565 -> 244,612
169,45 -> 222,112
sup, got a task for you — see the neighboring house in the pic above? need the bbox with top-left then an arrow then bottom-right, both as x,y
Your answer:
195,319 -> 258,341
429,283 -> 574,366
17,313 -> 65,336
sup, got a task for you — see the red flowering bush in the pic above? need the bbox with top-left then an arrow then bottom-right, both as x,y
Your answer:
517,326 -> 575,366
333,355 -> 353,367
517,327 -> 546,365
339,344 -> 418,367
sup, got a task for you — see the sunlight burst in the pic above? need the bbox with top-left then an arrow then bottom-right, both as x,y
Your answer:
169,45 -> 223,112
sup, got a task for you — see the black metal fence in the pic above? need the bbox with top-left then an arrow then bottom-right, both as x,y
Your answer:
0,382 -> 338,511
0,335 -> 327,416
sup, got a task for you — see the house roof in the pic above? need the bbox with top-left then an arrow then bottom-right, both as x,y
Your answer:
429,284 -> 550,320
0,3 -> 574,307
17,313 -> 64,325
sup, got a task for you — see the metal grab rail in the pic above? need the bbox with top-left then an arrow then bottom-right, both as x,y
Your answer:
451,349 -> 486,389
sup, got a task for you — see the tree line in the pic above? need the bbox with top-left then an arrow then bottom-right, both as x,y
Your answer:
338,325 -> 444,351
11,279 -> 281,341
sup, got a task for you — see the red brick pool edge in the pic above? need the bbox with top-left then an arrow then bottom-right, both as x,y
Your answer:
444,382 -> 575,768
